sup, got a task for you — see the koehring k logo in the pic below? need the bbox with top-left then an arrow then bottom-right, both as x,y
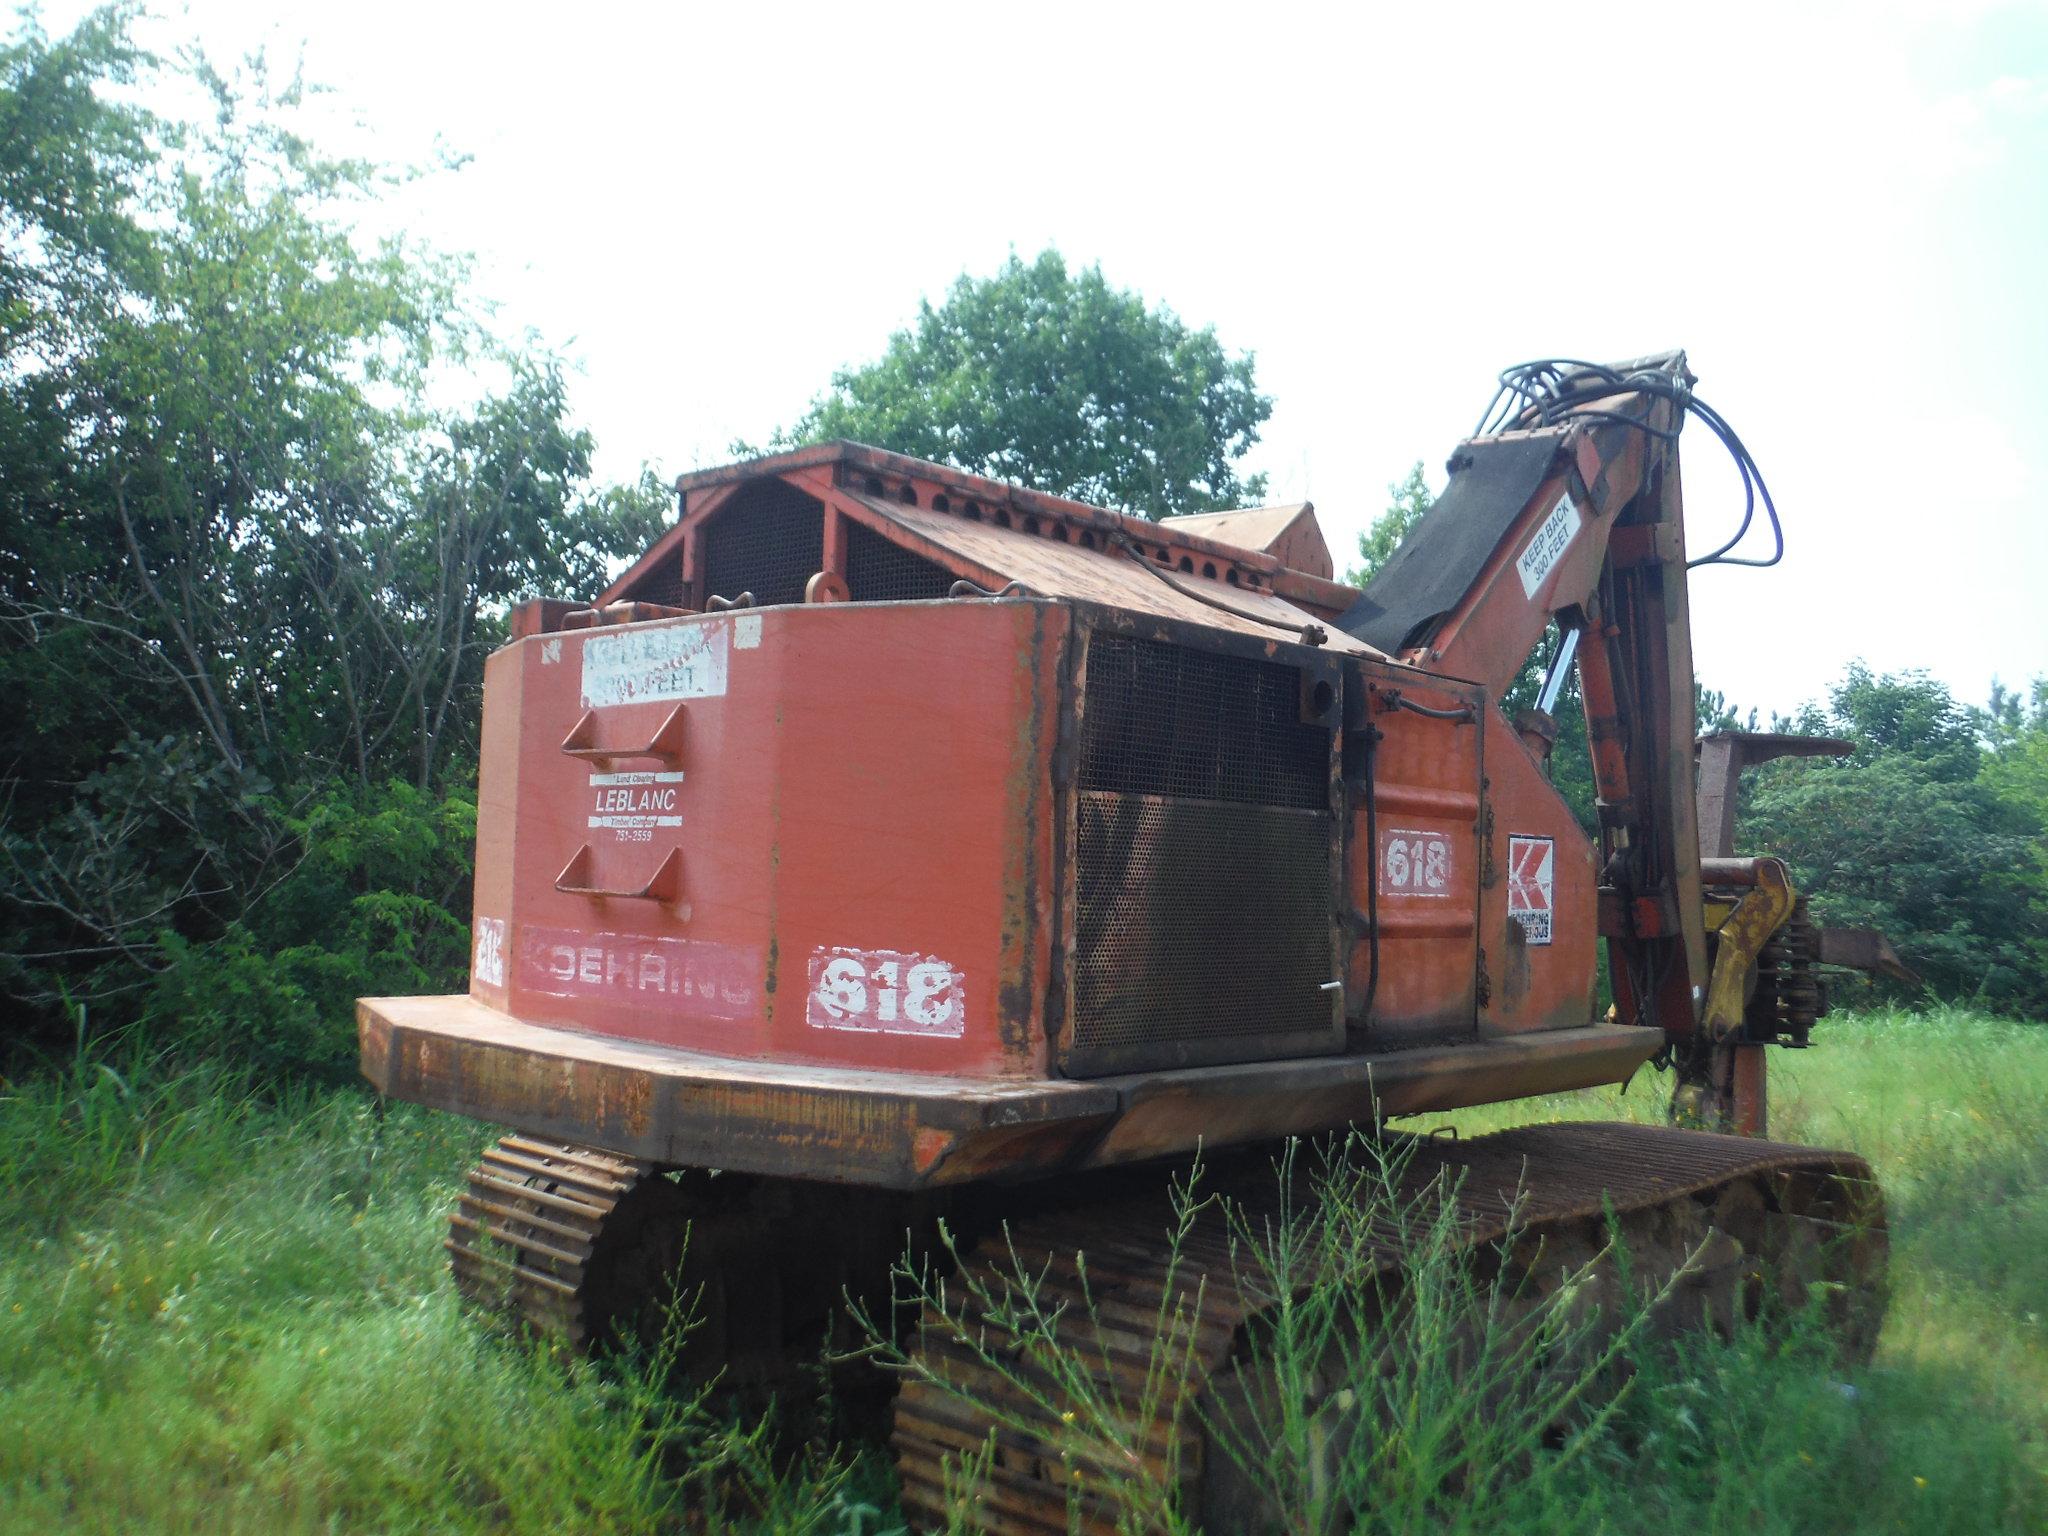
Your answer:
1508,835 -> 1556,946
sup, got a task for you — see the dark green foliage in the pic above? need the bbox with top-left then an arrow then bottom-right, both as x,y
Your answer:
1824,664 -> 1986,782
1743,666 -> 2047,1014
1980,681 -> 2048,934
142,780 -> 478,1079
1345,461 -> 1432,585
789,249 -> 1271,518
0,9 -> 665,1069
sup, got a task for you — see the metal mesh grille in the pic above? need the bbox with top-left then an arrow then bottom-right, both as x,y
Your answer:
1080,636 -> 1329,809
846,521 -> 956,601
699,480 -> 824,608
624,555 -> 687,608
1072,794 -> 1335,1051
1069,633 -> 1336,1064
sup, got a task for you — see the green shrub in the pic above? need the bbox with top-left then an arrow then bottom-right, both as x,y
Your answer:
136,779 -> 475,1079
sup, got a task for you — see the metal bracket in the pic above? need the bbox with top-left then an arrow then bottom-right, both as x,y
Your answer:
1817,926 -> 1921,987
560,702 -> 687,767
948,578 -> 1031,600
1695,731 -> 1851,859
1700,857 -> 1795,1042
1480,797 -> 1497,890
554,844 -> 686,908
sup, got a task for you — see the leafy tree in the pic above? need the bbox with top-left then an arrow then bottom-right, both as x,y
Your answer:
1742,668 -> 2045,1015
787,249 -> 1270,518
0,9 -> 664,1069
1697,686 -> 1752,736
1979,677 -> 2048,995
1824,662 -> 1984,783
1981,679 -> 2048,830
1345,462 -> 1432,586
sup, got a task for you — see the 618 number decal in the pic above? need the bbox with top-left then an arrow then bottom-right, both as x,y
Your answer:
1380,826 -> 1454,897
807,946 -> 965,1037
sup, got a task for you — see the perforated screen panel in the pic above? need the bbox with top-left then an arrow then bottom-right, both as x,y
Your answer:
1073,795 -> 1334,1052
625,556 -> 687,609
1068,633 -> 1338,1070
699,480 -> 824,609
846,521 -> 956,602
1079,636 -> 1330,810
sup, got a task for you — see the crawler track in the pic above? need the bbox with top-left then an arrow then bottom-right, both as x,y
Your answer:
445,1136 -> 651,1348
448,1137 -> 937,1387
441,1124 -> 1885,1535
890,1122 -> 1887,1534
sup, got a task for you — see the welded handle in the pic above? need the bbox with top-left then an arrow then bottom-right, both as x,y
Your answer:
560,702 -> 687,766
553,845 -> 684,905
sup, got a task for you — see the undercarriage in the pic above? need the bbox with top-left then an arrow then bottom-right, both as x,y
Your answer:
446,1122 -> 1885,1534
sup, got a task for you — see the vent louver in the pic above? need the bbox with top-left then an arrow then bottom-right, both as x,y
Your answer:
1067,633 -> 1339,1073
699,481 -> 824,609
846,521 -> 956,602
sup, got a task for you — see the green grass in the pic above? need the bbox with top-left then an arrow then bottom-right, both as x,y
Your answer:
0,1009 -> 2041,1533
1402,1005 -> 2048,1533
0,1054 -> 886,1535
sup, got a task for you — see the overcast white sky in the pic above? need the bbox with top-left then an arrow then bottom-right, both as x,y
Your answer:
46,0 -> 2048,715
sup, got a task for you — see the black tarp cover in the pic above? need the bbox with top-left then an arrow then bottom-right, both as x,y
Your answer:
1336,434 -> 1564,654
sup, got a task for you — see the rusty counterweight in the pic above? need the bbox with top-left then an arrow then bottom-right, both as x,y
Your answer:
361,994 -> 1658,1189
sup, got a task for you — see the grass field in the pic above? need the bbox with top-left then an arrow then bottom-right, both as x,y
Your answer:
1,1007 -> 2042,1534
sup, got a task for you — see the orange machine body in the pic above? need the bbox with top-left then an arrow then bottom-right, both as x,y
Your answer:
362,429 -> 1676,1187
472,597 -> 1067,1081
470,595 -> 1599,1072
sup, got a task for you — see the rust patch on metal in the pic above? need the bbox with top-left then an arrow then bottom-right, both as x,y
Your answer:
362,996 -> 1671,1190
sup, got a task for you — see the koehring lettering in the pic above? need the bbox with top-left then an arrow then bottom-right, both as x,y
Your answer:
548,942 -> 708,994
514,925 -> 760,1022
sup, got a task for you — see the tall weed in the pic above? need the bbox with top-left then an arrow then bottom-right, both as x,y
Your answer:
1,1012 -> 2043,1533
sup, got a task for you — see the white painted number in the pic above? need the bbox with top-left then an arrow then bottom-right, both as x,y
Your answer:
1381,828 -> 1454,897
472,916 -> 507,988
807,947 -> 965,1037
904,962 -> 960,1029
815,955 -> 869,1019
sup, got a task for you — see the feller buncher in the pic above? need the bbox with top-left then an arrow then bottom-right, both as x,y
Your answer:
360,353 -> 1898,1531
